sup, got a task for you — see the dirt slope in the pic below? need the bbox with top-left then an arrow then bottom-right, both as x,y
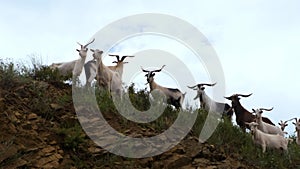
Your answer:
0,80 -> 257,169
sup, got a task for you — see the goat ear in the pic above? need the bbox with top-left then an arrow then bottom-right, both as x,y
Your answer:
285,124 -> 288,126
278,123 -> 281,125
90,49 -> 95,52
293,122 -> 296,125
76,49 -> 80,52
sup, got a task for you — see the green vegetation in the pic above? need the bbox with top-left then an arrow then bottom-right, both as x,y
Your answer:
1,59 -> 300,168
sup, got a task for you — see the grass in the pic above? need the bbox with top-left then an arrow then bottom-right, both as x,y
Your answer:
1,58 -> 300,168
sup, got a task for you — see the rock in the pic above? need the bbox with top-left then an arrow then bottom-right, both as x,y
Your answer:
28,113 -> 38,120
14,111 -> 22,117
193,158 -> 210,166
0,146 -> 18,163
167,156 -> 192,169
173,147 -> 186,154
50,103 -> 63,110
3,158 -> 27,169
49,140 -> 57,145
41,146 -> 56,154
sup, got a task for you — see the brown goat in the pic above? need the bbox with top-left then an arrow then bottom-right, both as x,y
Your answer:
224,93 -> 275,132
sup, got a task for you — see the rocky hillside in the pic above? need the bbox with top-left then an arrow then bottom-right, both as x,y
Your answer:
0,62 -> 299,169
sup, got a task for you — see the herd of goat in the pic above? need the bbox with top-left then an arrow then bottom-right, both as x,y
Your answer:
49,38 -> 300,153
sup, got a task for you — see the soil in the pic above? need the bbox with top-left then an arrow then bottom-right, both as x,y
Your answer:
0,80 -> 258,169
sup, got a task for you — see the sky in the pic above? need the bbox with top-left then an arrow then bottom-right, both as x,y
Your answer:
1,0 -> 300,135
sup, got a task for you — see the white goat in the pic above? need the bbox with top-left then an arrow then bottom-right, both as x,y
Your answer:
278,118 -> 296,131
187,83 -> 233,119
107,54 -> 134,77
90,49 -> 122,97
292,118 -> 300,145
84,54 -> 133,87
50,38 -> 95,77
141,65 -> 186,109
253,108 -> 286,136
246,122 -> 289,153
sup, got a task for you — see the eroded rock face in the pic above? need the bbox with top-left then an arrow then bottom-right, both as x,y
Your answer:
0,81 -> 256,169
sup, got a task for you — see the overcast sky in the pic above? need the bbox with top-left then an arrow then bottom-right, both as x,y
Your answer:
1,0 -> 300,135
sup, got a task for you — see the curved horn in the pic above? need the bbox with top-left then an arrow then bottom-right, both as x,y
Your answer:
141,66 -> 150,73
141,65 -> 165,73
83,38 -> 95,48
109,54 -> 120,61
199,82 -> 217,87
260,107 -> 274,111
77,42 -> 83,47
187,85 -> 198,89
235,93 -> 253,97
224,96 -> 232,100
152,65 -> 166,73
120,55 -> 134,62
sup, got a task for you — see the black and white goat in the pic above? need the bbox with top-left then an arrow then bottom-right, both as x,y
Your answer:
141,65 -> 186,109
187,83 -> 233,119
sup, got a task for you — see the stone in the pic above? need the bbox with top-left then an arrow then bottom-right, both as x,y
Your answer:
28,113 -> 38,120
42,146 -> 56,154
50,103 -> 63,110
167,156 -> 192,169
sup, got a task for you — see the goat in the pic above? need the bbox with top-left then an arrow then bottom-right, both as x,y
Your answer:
224,94 -> 275,132
141,65 -> 186,109
187,83 -> 233,119
253,108 -> 286,136
107,54 -> 134,77
246,122 -> 289,153
278,118 -> 296,131
50,38 -> 95,77
292,118 -> 300,145
84,54 -> 133,87
90,49 -> 122,97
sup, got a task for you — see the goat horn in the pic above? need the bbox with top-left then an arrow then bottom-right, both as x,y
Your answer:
285,118 -> 297,122
235,93 -> 253,97
199,82 -> 217,87
260,107 -> 274,111
77,42 -> 83,47
141,66 -> 150,72
120,55 -> 134,62
109,54 -> 120,61
83,38 -> 95,48
224,96 -> 231,100
152,65 -> 166,73
187,85 -> 198,89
